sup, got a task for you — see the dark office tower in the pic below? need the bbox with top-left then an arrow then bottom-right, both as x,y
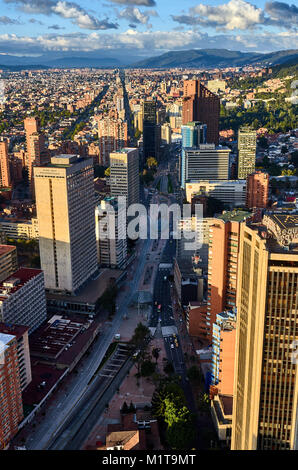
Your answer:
143,100 -> 157,159
182,80 -> 220,145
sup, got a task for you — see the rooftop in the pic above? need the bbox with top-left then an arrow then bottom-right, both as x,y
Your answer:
218,209 -> 252,223
266,213 -> 298,230
0,268 -> 43,301
0,245 -> 16,256
0,332 -> 15,348
0,322 -> 29,339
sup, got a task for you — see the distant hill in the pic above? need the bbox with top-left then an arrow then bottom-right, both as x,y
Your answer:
132,48 -> 298,69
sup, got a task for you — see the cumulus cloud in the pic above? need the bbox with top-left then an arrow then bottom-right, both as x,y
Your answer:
172,0 -> 298,31
117,6 -> 157,25
265,1 -> 298,28
173,0 -> 265,31
0,29 -> 297,56
4,0 -> 119,30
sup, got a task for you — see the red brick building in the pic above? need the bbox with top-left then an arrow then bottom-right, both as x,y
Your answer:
0,333 -> 24,449
246,171 -> 269,209
182,80 -> 220,145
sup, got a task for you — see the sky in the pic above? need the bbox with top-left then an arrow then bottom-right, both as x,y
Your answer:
0,0 -> 297,57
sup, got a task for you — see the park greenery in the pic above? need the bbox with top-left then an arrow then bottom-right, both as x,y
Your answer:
151,380 -> 196,449
220,100 -> 297,134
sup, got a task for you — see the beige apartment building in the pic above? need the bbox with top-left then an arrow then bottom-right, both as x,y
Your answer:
34,155 -> 97,293
109,148 -> 139,207
232,217 -> 298,450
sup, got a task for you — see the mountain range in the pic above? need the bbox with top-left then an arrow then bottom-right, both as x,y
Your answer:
0,48 -> 297,70
132,49 -> 298,69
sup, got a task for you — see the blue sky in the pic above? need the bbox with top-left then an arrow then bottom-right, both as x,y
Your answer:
0,0 -> 297,56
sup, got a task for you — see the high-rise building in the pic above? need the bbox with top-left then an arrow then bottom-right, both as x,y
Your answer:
0,268 -> 47,334
161,123 -> 171,145
210,310 -> 236,444
206,210 -> 251,341
34,154 -> 97,293
110,148 -> 139,207
180,122 -> 207,188
232,216 -> 298,450
0,138 -> 11,187
24,117 -> 49,193
246,170 -> 269,209
0,333 -> 23,449
95,196 -> 127,269
184,144 -> 230,183
0,323 -> 31,391
0,245 -> 18,282
143,100 -> 157,159
182,80 -> 220,145
96,116 -> 128,167
237,127 -> 256,179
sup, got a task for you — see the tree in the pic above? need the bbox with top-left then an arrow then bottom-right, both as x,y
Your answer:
129,401 -> 136,413
146,157 -> 158,169
163,361 -> 174,375
141,360 -> 156,377
130,322 -> 151,351
164,399 -> 196,449
152,347 -> 161,364
151,382 -> 185,419
187,365 -> 203,384
121,401 -> 129,414
197,392 -> 210,412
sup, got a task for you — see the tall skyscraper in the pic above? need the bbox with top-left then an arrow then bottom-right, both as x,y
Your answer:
0,333 -> 23,450
95,196 -> 127,269
180,122 -> 207,188
0,138 -> 11,187
237,127 -> 257,179
143,100 -> 157,159
96,116 -> 128,166
207,210 -> 251,341
232,216 -> 298,450
110,148 -> 139,206
24,117 -> 48,193
184,144 -> 230,183
182,80 -> 220,145
34,155 -> 97,293
246,170 -> 269,209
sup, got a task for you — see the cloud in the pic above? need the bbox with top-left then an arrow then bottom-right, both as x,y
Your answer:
0,16 -> 22,25
29,18 -> 44,25
173,0 -> 265,31
4,0 -> 119,30
117,6 -> 157,25
265,1 -> 298,28
107,0 -> 156,6
48,24 -> 65,29
0,29 -> 297,56
172,0 -> 298,32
